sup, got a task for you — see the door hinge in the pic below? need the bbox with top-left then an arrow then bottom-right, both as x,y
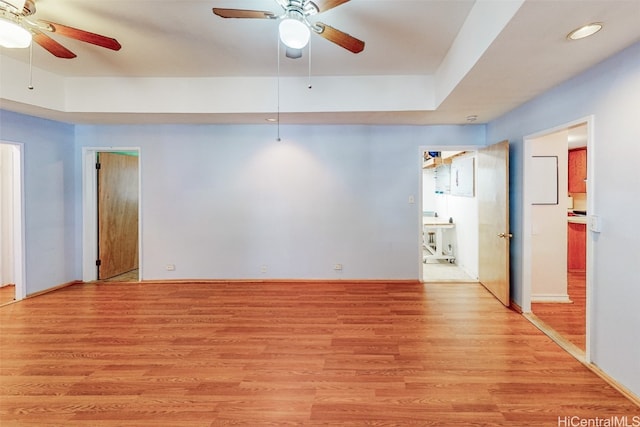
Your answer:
96,162 -> 101,170
96,259 -> 102,266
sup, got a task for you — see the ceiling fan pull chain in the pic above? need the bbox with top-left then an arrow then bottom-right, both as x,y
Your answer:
276,29 -> 281,142
28,41 -> 34,90
308,36 -> 312,89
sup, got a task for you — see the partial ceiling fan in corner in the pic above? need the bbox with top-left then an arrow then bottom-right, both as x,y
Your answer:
0,0 -> 121,58
213,0 -> 364,55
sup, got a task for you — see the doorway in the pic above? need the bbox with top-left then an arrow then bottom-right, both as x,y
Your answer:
0,142 -> 25,304
522,118 -> 592,361
82,148 -> 141,282
420,148 -> 478,283
419,141 -> 511,308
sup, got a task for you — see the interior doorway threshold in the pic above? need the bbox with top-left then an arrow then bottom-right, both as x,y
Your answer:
523,312 -> 640,407
523,312 -> 585,363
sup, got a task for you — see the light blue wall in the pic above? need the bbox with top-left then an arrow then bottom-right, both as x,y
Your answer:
488,41 -> 640,397
1,110 -> 484,289
0,110 -> 77,294
74,123 -> 485,280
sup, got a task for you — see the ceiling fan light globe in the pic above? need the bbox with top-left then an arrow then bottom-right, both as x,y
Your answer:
279,18 -> 310,49
0,17 -> 32,48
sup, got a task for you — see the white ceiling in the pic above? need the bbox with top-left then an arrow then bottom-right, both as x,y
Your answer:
1,0 -> 639,125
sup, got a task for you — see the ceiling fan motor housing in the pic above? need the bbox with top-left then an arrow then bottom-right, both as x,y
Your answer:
0,0 -> 35,16
282,0 -> 319,18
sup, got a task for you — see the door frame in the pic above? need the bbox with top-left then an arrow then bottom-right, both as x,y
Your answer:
82,147 -> 142,282
0,142 -> 26,301
417,144 -> 484,283
522,115 -> 594,362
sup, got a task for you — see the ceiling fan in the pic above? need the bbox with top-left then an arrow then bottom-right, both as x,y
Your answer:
0,0 -> 121,58
213,0 -> 364,54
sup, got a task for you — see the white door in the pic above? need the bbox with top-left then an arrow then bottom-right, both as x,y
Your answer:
477,140 -> 511,306
0,143 -> 24,301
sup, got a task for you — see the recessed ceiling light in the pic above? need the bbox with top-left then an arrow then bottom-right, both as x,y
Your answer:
567,23 -> 603,40
266,118 -> 277,122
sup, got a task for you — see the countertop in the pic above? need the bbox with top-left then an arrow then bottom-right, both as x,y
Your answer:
423,217 -> 455,226
568,216 -> 587,224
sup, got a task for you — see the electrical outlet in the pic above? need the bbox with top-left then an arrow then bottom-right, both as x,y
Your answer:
334,264 -> 343,271
260,265 -> 268,273
166,264 -> 175,271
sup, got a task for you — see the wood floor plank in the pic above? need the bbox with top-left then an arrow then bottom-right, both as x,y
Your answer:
0,284 -> 15,306
1,281 -> 637,426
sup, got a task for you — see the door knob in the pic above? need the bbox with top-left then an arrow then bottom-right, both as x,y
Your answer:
498,232 -> 513,239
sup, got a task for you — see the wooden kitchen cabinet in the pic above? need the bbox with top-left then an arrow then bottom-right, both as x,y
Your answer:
567,222 -> 586,271
568,148 -> 587,193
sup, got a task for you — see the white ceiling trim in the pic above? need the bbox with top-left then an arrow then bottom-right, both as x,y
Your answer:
435,0 -> 525,105
2,56 -> 438,118
64,75 -> 436,115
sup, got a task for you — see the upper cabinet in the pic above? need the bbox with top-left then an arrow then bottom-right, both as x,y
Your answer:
568,148 -> 587,193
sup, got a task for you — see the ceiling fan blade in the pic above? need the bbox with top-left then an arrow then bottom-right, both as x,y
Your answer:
212,8 -> 276,19
315,22 -> 364,54
41,21 -> 121,51
32,31 -> 76,58
311,0 -> 351,13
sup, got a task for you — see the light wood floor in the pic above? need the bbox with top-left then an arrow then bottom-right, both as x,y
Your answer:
423,259 -> 477,283
0,284 -> 15,306
1,281 -> 637,425
100,269 -> 139,282
532,271 -> 586,350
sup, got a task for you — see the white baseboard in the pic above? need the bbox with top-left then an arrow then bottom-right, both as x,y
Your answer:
531,294 -> 572,303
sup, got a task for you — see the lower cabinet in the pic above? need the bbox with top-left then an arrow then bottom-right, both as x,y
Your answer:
567,222 -> 586,271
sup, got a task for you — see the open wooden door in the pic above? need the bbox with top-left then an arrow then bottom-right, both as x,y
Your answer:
477,140 -> 511,306
97,152 -> 139,280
